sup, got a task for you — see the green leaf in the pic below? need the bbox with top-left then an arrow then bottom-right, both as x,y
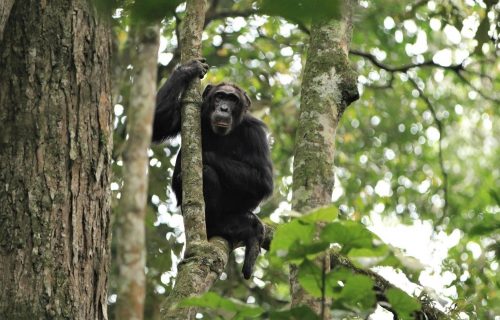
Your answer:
260,0 -> 341,24
348,246 -> 389,258
287,242 -> 330,261
320,221 -> 375,253
270,219 -> 316,259
469,212 -> 500,236
297,259 -> 325,298
335,275 -> 376,309
490,189 -> 500,206
386,288 -> 421,319
299,206 -> 339,223
269,306 -> 320,320
181,292 -> 264,318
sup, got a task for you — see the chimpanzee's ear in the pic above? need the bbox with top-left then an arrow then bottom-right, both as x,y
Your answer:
242,91 -> 252,110
202,84 -> 214,101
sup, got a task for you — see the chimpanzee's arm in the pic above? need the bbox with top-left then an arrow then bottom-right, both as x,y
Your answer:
152,58 -> 209,142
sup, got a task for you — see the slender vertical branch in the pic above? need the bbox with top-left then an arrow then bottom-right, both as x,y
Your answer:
320,256 -> 327,319
161,1 -> 231,319
179,0 -> 207,245
115,24 -> 160,320
408,77 -> 449,224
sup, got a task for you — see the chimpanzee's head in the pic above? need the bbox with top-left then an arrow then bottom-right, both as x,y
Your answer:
202,83 -> 252,136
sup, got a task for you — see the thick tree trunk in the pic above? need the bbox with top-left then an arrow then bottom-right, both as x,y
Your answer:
0,1 -> 112,319
0,0 -> 15,40
290,0 -> 358,317
114,25 -> 160,320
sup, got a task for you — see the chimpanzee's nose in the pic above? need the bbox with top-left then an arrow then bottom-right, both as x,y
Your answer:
220,105 -> 229,112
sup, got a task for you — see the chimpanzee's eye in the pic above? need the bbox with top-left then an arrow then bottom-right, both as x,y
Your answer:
226,94 -> 239,102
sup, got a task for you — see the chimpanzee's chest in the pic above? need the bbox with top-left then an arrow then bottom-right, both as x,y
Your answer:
201,132 -> 243,160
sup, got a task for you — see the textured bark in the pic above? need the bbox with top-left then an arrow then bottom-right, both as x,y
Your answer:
161,238 -> 230,320
0,1 -> 112,319
114,25 -> 160,320
0,0 -> 15,40
179,0 -> 208,246
290,0 -> 358,317
160,1 -> 232,319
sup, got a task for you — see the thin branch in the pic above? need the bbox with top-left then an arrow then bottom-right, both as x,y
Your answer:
350,49 -> 500,103
408,77 -> 449,225
350,49 -> 463,73
454,70 -> 500,103
320,257 -> 327,320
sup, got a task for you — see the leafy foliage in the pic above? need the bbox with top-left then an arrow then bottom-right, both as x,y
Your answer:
109,0 -> 500,318
259,0 -> 341,25
181,292 -> 264,319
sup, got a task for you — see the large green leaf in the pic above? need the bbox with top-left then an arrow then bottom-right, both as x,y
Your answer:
181,292 -> 264,318
269,306 -> 320,320
334,274 -> 375,310
299,206 -> 339,223
385,288 -> 421,319
320,221 -> 375,253
297,259 -> 328,298
269,219 -> 317,262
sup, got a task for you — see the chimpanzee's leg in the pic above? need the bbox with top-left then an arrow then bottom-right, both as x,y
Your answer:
212,212 -> 264,279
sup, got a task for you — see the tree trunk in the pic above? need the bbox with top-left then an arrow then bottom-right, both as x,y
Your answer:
160,1 -> 232,319
115,24 -> 160,320
0,1 -> 112,319
0,0 -> 15,40
290,0 -> 358,317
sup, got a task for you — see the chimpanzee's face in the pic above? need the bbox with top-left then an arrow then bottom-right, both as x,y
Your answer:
210,91 -> 240,135
202,84 -> 251,136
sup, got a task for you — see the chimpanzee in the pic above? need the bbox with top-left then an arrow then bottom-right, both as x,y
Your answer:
152,58 -> 273,279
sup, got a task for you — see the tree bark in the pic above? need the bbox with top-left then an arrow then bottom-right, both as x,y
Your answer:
160,1 -> 232,319
179,0 -> 208,247
0,1 -> 112,319
0,0 -> 15,40
114,24 -> 160,320
290,0 -> 359,317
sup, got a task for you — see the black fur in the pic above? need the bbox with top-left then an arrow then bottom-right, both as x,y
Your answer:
152,58 -> 273,279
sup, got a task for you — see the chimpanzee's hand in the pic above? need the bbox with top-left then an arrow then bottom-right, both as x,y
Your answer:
178,58 -> 209,79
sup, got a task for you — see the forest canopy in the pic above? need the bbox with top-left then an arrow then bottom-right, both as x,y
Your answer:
106,0 -> 499,319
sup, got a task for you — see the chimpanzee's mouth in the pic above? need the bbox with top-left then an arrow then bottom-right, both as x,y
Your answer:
215,122 -> 230,128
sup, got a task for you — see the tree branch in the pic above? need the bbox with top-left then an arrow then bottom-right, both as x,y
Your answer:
350,49 -> 500,103
407,77 -> 449,226
350,49 -> 463,73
